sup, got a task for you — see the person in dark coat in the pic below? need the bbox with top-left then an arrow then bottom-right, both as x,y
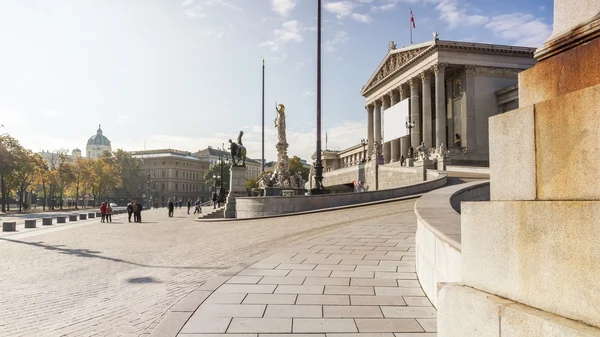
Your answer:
135,201 -> 143,222
168,199 -> 174,217
212,192 -> 217,209
187,200 -> 191,214
127,201 -> 134,223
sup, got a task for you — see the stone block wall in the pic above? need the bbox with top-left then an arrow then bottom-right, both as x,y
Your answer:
235,172 -> 447,219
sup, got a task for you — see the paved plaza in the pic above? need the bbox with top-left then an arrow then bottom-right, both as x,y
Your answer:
0,199 -> 433,337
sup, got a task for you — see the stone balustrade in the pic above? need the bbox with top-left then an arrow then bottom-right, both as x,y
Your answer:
414,180 -> 489,307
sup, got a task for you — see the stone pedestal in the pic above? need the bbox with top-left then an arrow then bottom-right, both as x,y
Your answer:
79,214 -> 87,220
42,217 -> 53,226
437,157 -> 449,171
88,213 -> 95,219
24,219 -> 36,228
69,215 -> 78,221
405,157 -> 414,167
224,166 -> 248,218
438,3 -> 600,335
414,159 -> 430,180
57,216 -> 66,224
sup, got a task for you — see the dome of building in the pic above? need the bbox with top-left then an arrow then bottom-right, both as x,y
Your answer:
87,124 -> 111,146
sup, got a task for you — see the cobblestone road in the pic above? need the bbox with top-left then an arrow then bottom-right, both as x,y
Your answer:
0,200 -> 417,337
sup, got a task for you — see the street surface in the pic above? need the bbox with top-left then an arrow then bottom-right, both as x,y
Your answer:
0,200 -> 420,337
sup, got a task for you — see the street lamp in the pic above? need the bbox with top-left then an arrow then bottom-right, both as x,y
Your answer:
49,150 -> 61,210
312,0 -> 326,195
360,139 -> 368,163
405,118 -> 415,157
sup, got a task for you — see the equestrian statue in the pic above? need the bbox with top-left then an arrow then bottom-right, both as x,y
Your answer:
228,131 -> 247,167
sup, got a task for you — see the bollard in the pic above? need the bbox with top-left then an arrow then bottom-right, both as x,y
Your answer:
95,211 -> 101,217
2,222 -> 16,232
88,213 -> 95,219
69,215 -> 78,221
25,219 -> 37,228
57,216 -> 66,224
79,213 -> 87,220
42,217 -> 53,226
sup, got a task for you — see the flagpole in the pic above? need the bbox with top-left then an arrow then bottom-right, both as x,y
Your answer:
410,9 -> 413,45
261,58 -> 265,173
313,0 -> 325,194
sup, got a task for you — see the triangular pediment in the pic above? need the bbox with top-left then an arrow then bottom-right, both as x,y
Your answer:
361,41 -> 434,95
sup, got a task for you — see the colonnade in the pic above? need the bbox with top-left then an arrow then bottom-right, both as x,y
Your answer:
365,63 -> 449,163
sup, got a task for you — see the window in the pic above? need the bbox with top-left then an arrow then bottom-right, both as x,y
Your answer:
175,171 -> 179,178
161,183 -> 165,190
162,171 -> 165,177
176,161 -> 179,166
175,183 -> 178,190
162,160 -> 165,165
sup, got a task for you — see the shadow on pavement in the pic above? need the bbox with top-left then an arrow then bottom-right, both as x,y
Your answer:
127,277 -> 161,284
0,237 -> 228,271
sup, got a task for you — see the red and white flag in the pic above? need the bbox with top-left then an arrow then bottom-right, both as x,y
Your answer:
410,8 -> 416,28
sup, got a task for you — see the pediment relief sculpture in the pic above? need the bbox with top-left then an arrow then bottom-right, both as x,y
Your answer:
364,47 -> 428,93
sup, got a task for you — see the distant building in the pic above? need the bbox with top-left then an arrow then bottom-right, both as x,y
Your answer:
130,149 -> 210,204
193,146 -> 262,181
86,124 -> 112,158
37,148 -> 82,168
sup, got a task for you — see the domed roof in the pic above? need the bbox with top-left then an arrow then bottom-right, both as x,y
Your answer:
87,124 -> 111,146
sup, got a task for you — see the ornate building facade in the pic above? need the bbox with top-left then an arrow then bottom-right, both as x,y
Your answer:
361,38 -> 536,166
86,125 -> 112,158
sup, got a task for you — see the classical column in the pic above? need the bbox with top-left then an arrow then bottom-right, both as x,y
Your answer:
366,104 -> 374,159
400,84 -> 409,101
434,63 -> 448,148
381,95 -> 391,163
446,78 -> 454,147
391,139 -> 400,163
374,99 -> 382,154
383,142 -> 391,164
421,71 -> 433,148
465,65 -> 477,151
400,136 -> 409,158
390,89 -> 399,106
409,78 -> 421,149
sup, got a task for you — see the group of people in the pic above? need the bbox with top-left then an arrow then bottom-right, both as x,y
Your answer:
187,199 -> 203,215
127,201 -> 143,222
99,202 -> 113,223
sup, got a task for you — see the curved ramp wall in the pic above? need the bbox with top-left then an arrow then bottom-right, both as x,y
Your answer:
414,180 -> 489,307
235,172 -> 447,219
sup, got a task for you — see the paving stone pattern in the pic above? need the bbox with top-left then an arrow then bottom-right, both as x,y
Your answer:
0,200 -> 422,336
176,205 -> 436,337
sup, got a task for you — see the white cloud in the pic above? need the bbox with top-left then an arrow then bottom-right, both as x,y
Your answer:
485,13 -> 552,47
259,20 -> 304,51
184,6 -> 207,18
371,3 -> 396,12
204,0 -> 243,11
351,13 -> 372,23
302,91 -> 315,97
325,30 -> 348,52
324,1 -> 357,18
293,62 -> 305,72
435,0 -> 488,29
270,0 -> 296,17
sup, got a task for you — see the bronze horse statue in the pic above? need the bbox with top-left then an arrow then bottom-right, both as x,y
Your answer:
229,131 -> 247,167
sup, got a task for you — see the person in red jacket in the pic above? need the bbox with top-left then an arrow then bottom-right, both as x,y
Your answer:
100,202 -> 107,223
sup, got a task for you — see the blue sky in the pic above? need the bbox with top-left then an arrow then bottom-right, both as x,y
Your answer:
0,0 -> 553,161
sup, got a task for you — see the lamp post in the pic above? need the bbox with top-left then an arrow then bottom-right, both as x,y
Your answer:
405,118 -> 415,156
360,139 -> 368,163
312,0 -> 326,194
49,150 -> 61,210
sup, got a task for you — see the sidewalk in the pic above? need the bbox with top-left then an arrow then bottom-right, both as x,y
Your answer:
150,212 -> 436,336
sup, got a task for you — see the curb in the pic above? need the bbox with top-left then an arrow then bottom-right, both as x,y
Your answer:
194,193 -> 424,222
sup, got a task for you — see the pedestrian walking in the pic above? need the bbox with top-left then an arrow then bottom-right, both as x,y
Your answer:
168,199 -> 174,217
100,202 -> 107,223
127,201 -> 134,222
106,204 -> 113,223
212,192 -> 217,209
135,201 -> 143,222
187,200 -> 191,214
194,198 -> 201,214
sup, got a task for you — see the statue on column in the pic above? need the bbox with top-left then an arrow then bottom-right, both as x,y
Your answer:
272,103 -> 293,187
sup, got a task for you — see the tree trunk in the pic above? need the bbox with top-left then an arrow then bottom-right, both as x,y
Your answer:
1,176 -> 5,213
18,187 -> 23,212
75,186 -> 79,209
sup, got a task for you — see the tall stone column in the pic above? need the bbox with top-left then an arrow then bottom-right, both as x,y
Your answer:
366,104 -> 374,159
390,89 -> 399,106
391,139 -> 400,163
400,136 -> 409,158
446,79 -> 454,147
464,65 -> 477,151
434,63 -> 448,148
374,99 -> 382,154
400,84 -> 409,101
381,95 -> 390,163
421,71 -> 433,148
409,78 -> 420,150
